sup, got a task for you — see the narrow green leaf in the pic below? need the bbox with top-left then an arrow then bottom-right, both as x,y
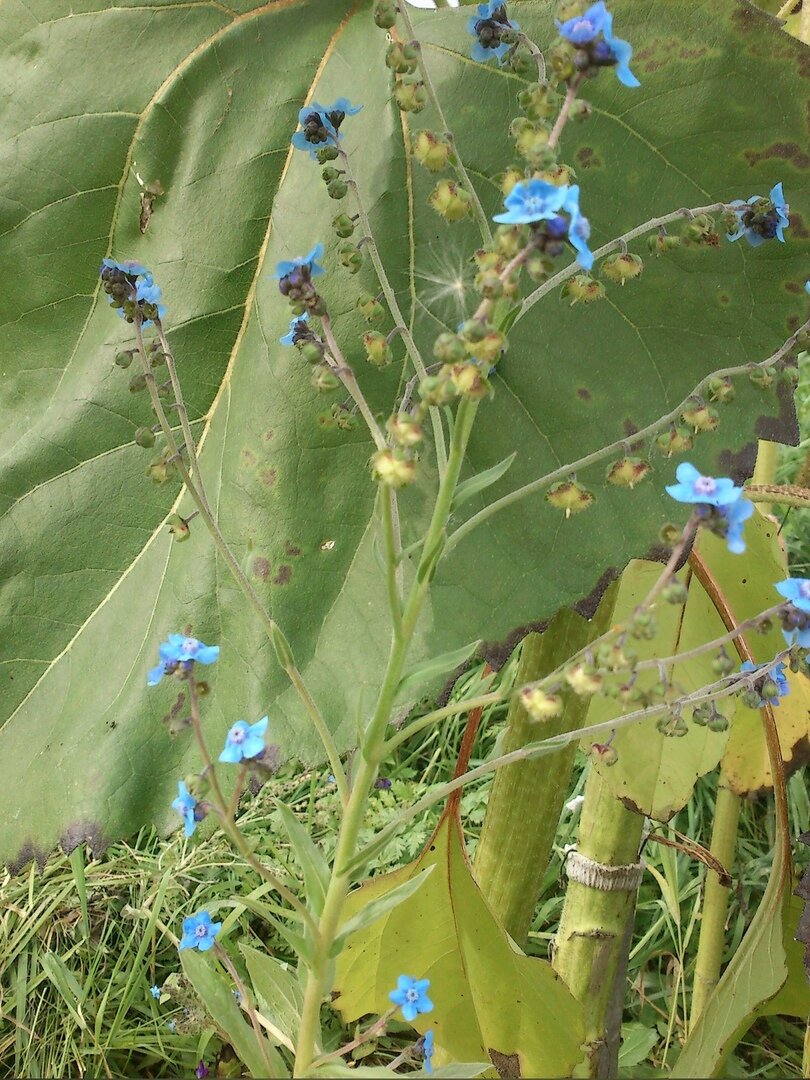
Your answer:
274,801 -> 330,916
397,642 -> 481,703
452,453 -> 516,511
333,867 -> 435,954
240,943 -> 303,1044
238,897 -> 314,965
39,953 -> 88,1031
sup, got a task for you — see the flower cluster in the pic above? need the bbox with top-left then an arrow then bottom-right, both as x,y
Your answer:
493,179 -> 594,269
275,243 -> 327,318
777,578 -> 810,648
556,1 -> 639,88
665,463 -> 754,554
99,258 -> 166,327
467,2 -> 520,64
726,182 -> 789,247
740,659 -> 789,708
291,98 -> 362,159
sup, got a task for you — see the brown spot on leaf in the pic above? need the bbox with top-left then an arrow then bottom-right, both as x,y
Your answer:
7,839 -> 48,875
488,1050 -> 521,1078
260,467 -> 278,487
273,564 -> 292,585
754,379 -> 799,445
576,146 -> 602,169
623,419 -> 639,437
285,540 -> 302,556
263,430 -> 274,441
786,281 -> 805,294
718,292 -> 731,305
60,820 -> 108,858
252,556 -> 270,581
744,142 -> 810,170
790,212 -> 809,239
573,567 -> 620,620
679,46 -> 706,60
577,387 -> 592,401
242,448 -> 257,466
619,795 -> 647,817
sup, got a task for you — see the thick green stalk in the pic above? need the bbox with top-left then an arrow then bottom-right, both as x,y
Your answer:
552,767 -> 645,1079
752,439 -> 778,516
474,601 -> 615,946
689,779 -> 741,1027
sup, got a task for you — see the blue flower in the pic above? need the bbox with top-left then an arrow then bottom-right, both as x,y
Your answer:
805,281 -> 810,295
493,179 -> 570,224
171,781 -> 201,838
557,1 -> 608,44
280,312 -> 310,346
147,634 -> 220,686
423,1029 -> 435,1075
218,716 -> 269,764
167,1020 -> 176,1033
721,495 -> 754,555
150,984 -> 162,999
727,182 -> 789,246
783,625 -> 810,649
102,257 -> 151,278
274,243 -> 325,280
665,463 -> 743,508
564,186 -> 594,270
291,99 -> 362,158
467,2 -> 520,64
100,258 -> 167,325
389,974 -> 433,1022
776,577 -> 810,614
179,910 -> 221,952
740,660 -> 789,707
601,10 -> 640,87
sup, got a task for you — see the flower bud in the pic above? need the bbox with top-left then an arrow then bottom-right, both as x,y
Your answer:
500,167 -> 525,196
475,268 -> 504,299
657,713 -> 688,737
707,712 -> 729,733
316,409 -> 338,431
596,641 -> 633,671
571,99 -> 592,122
520,686 -> 563,720
681,399 -> 719,432
373,0 -> 398,29
565,663 -> 601,695
357,292 -> 385,322
525,253 -> 555,283
708,376 -> 735,404
386,41 -> 418,73
419,373 -> 456,406
129,372 -> 147,393
321,166 -> 341,183
647,232 -> 682,256
458,318 -> 488,344
449,362 -> 490,400
545,480 -> 594,517
433,332 -> 467,363
741,688 -> 763,710
550,40 -> 576,81
333,405 -> 357,431
311,367 -> 341,392
518,82 -> 560,121
372,449 -> 416,487
146,456 -> 177,484
115,350 -> 134,369
134,426 -> 156,448
590,742 -> 619,767
601,252 -> 643,285
692,702 -> 713,726
467,332 -> 506,367
332,213 -> 356,238
712,649 -> 735,676
749,367 -> 774,389
338,242 -> 364,274
394,78 -> 427,113
661,579 -> 689,605
654,424 -> 693,457
167,512 -> 191,542
606,457 -> 650,488
388,413 -> 423,448
150,350 -> 167,369
685,213 -> 716,243
301,340 -> 325,364
315,145 -> 339,164
535,162 -> 575,186
326,178 -> 348,200
495,224 -> 523,258
412,130 -> 451,172
515,124 -> 551,164
428,179 -> 471,222
562,274 -> 604,305
185,772 -> 210,799
363,331 -> 392,367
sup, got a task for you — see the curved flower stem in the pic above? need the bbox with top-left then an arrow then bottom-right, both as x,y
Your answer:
516,32 -> 546,81
444,317 -> 810,556
312,1007 -> 397,1068
348,655 -> 788,873
185,674 -> 319,937
518,201 -> 735,318
337,148 -> 447,473
133,319 -> 350,808
395,2 -> 492,245
384,691 -> 504,755
548,73 -> 583,150
321,313 -> 386,449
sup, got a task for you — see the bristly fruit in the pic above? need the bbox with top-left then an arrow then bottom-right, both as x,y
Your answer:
545,479 -> 594,516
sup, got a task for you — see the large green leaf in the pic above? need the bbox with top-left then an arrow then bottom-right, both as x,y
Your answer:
2,0 -> 809,864
332,811 -> 585,1077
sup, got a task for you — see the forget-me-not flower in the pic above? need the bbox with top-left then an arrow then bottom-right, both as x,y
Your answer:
740,660 -> 789,707
665,463 -> 743,508
557,1 -> 608,44
150,984 -> 162,999
389,974 -> 433,1022
171,781 -> 201,838
493,178 -> 569,224
423,1029 -> 435,1075
721,495 -> 754,555
776,577 -> 810,614
280,311 -> 310,346
599,10 -> 640,87
727,182 -> 789,246
291,99 -> 362,158
219,716 -> 269,764
467,2 -> 520,64
147,634 -> 220,686
179,910 -> 221,952
274,243 -> 326,281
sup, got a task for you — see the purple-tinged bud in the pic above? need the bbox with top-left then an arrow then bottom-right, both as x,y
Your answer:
363,331 -> 392,367
412,130 -> 452,172
521,686 -> 563,720
167,513 -> 191,542
545,480 -> 594,517
562,274 -> 604,305
606,457 -> 650,488
602,253 -> 643,285
681,399 -> 719,432
655,425 -> 693,457
372,449 -> 416,487
428,179 -> 471,222
374,776 -> 393,790
708,376 -> 735,404
590,742 -> 618,766
395,78 -> 427,113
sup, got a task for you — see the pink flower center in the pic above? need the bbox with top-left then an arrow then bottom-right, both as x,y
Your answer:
693,475 -> 717,496
800,581 -> 810,599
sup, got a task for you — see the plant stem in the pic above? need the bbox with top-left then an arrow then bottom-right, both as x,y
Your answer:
321,314 -> 386,450
396,1 -> 492,245
384,691 -> 503,754
548,74 -> 582,150
380,488 -> 403,636
214,943 -> 279,1078
689,779 -> 740,1027
746,483 -> 810,509
752,440 -> 779,516
445,318 -> 810,556
133,320 -> 350,807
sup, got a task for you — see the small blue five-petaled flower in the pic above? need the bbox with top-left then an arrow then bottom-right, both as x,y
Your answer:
423,1029 -> 435,1075
389,974 -> 433,1022
492,181 -> 594,269
556,2 -> 638,87
150,984 -> 162,999
280,311 -> 309,346
776,577 -> 810,615
740,660 -> 789,707
179,910 -> 222,952
291,98 -> 362,158
172,780 -> 201,838
599,9 -> 640,88
147,634 -> 220,686
665,463 -> 742,508
467,2 -> 521,64
100,257 -> 167,324
274,243 -> 326,281
722,495 -> 754,555
727,182 -> 789,246
219,716 -> 269,764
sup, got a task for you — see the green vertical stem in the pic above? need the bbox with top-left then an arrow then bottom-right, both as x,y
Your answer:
752,440 -> 778,516
552,767 -> 645,1079
474,598 -> 616,945
689,778 -> 741,1028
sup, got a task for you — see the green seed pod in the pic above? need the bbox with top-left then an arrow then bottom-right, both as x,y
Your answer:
562,274 -> 605,305
661,579 -> 689,605
419,373 -> 456,406
311,367 -> 341,392
520,686 -> 563,721
338,242 -> 363,274
433,332 -> 467,363
129,372 -> 147,393
458,319 -> 488,344
681,399 -> 719,432
394,78 -> 427,113
518,82 -> 560,121
373,0 -> 398,29
363,331 -> 392,367
115,350 -> 134,369
525,253 -> 554,283
411,130 -> 452,173
134,426 -> 156,448
449,362 -> 490,400
606,457 -> 651,488
301,340 -> 325,365
500,167 -> 525,197
749,367 -> 774,389
332,213 -> 356,238
321,166 -> 341,183
388,413 -> 423,448
648,232 -> 682,256
357,292 -> 385,323
326,178 -> 348,200
655,425 -> 694,457
590,742 -> 619,766
315,145 -> 339,164
428,179 -> 471,222
167,512 -> 191,542
602,252 -> 644,285
708,376 -> 735,404
372,448 -> 416,487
